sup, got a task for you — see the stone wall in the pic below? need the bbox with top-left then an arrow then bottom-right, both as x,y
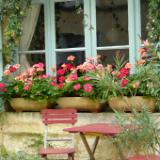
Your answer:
0,112 -> 159,160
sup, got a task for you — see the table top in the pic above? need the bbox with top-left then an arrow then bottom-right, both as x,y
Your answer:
64,123 -> 122,136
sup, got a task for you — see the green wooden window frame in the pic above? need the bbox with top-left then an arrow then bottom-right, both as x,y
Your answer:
0,0 -> 142,77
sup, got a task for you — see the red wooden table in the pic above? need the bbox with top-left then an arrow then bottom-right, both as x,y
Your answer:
64,123 -> 122,160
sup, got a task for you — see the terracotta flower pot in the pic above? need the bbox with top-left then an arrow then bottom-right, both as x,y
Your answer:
9,98 -> 50,112
108,96 -> 156,112
57,97 -> 101,112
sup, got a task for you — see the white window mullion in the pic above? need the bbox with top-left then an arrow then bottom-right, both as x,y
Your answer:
84,0 -> 92,58
90,0 -> 97,57
97,45 -> 129,51
45,0 -> 56,75
55,47 -> 85,52
135,0 -> 141,60
128,0 -> 136,73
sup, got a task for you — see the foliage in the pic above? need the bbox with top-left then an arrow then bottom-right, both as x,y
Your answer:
0,63 -> 61,102
0,145 -> 43,160
89,40 -> 160,102
147,0 -> 160,42
55,55 -> 99,99
1,0 -> 31,64
114,110 -> 160,157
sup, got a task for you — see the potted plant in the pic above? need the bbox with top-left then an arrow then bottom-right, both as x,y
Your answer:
55,55 -> 102,112
90,41 -> 160,112
0,63 -> 61,112
113,109 -> 160,159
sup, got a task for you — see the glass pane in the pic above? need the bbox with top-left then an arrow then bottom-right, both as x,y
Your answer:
56,52 -> 85,68
97,49 -> 129,65
29,5 -> 45,50
141,0 -> 149,40
96,0 -> 128,46
55,1 -> 84,48
19,54 -> 45,68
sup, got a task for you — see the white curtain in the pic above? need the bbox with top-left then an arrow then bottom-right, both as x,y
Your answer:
19,5 -> 41,72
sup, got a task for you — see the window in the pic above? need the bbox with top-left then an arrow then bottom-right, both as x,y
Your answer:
12,0 -> 146,74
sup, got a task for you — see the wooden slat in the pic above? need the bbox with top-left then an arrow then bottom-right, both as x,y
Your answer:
41,109 -> 77,125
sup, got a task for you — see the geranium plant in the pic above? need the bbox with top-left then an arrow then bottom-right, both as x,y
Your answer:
55,55 -> 99,100
89,40 -> 160,103
0,63 -> 61,102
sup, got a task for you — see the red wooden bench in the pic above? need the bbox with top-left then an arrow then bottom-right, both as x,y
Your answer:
39,109 -> 77,160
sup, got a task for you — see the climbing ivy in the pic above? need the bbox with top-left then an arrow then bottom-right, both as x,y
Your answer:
1,0 -> 31,65
147,0 -> 160,42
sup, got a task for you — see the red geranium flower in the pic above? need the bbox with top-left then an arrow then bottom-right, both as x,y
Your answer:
9,66 -> 17,72
121,79 -> 129,87
59,76 -> 65,83
57,68 -> 65,75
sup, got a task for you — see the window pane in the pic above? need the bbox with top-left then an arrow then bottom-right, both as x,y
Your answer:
56,52 -> 85,68
96,0 -> 128,46
29,5 -> 45,50
97,49 -> 129,65
19,54 -> 45,68
141,0 -> 149,40
55,1 -> 84,48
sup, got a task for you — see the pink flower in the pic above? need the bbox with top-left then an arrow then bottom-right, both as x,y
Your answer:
67,55 -> 75,61
39,74 -> 50,79
27,68 -> 35,77
50,82 -> 56,86
36,67 -> 44,72
125,63 -> 132,69
73,83 -> 81,91
83,83 -> 93,93
33,62 -> 44,68
57,68 -> 65,75
4,69 -> 11,76
84,76 -> 91,81
23,85 -> 30,91
69,73 -> 78,81
143,39 -> 149,46
120,79 -> 128,87
14,64 -> 20,69
0,83 -> 5,89
52,77 -> 57,81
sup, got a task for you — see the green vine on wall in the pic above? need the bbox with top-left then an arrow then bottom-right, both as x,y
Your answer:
1,0 -> 31,65
147,0 -> 160,42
